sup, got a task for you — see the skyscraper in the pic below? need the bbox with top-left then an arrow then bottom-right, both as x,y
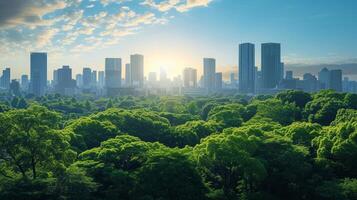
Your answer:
318,68 -> 330,89
329,69 -> 342,92
279,62 -> 285,82
0,68 -> 10,89
56,66 -> 76,95
125,63 -> 131,86
183,67 -> 197,88
98,71 -> 105,89
261,43 -> 281,89
130,54 -> 144,88
215,72 -> 223,90
21,74 -> 29,91
203,58 -> 216,90
76,74 -> 83,88
285,71 -> 293,80
105,58 -> 122,91
92,70 -> 97,88
82,68 -> 92,90
30,52 -> 47,96
239,43 -> 255,93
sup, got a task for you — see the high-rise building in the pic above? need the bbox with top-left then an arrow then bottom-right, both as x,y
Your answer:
130,54 -> 144,88
329,69 -> 342,92
105,58 -> 122,89
318,68 -> 330,89
261,43 -> 281,89
30,52 -> 47,96
239,43 -> 255,93
92,70 -> 97,88
0,68 -> 10,89
21,75 -> 29,91
183,67 -> 197,88
98,71 -> 105,88
148,72 -> 157,87
76,74 -> 83,88
286,71 -> 293,80
82,68 -> 92,90
10,80 -> 20,96
279,62 -> 285,82
56,66 -> 76,95
203,58 -> 216,90
125,63 -> 131,86
215,72 -> 223,90
53,69 -> 58,87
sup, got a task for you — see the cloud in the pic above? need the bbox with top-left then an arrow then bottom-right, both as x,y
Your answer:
142,0 -> 213,12
0,0 -> 212,57
0,0 -> 67,28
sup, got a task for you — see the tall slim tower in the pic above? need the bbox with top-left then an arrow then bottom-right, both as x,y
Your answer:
125,63 -> 131,86
183,67 -> 197,88
82,68 -> 92,90
203,58 -> 216,90
239,43 -> 255,93
130,54 -> 144,88
30,52 -> 47,96
261,43 -> 281,89
105,58 -> 122,89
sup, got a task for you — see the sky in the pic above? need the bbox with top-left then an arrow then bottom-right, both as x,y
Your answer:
0,0 -> 357,80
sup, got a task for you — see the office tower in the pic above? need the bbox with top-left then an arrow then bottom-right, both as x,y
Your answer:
92,70 -> 97,88
261,43 -> 281,89
239,43 -> 255,93
230,73 -> 236,85
76,74 -> 83,88
286,71 -> 293,80
56,66 -> 76,95
215,72 -> 223,90
183,67 -> 197,88
130,54 -> 144,88
318,68 -> 330,89
82,68 -> 92,90
105,58 -> 122,90
148,72 -> 157,83
10,80 -> 20,96
125,63 -> 131,86
203,58 -> 216,90
0,68 -> 10,89
279,62 -> 285,82
329,69 -> 342,92
53,69 -> 58,87
98,71 -> 105,88
302,73 -> 318,92
30,52 -> 47,96
21,75 -> 29,91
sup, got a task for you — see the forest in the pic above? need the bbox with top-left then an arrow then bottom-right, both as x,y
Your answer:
0,90 -> 357,200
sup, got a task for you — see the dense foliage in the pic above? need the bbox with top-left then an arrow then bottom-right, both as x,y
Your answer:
1,90 -> 357,199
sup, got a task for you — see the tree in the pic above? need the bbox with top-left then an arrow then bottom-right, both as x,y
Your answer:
134,149 -> 207,200
276,90 -> 312,108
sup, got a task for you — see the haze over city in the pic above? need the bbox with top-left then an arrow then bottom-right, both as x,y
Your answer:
1,0 -> 357,80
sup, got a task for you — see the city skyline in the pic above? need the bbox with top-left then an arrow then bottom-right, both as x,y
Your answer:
1,0 -> 357,79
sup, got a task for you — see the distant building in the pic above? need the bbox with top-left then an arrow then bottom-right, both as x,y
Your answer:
125,63 -> 131,87
239,43 -> 255,93
55,65 -> 76,95
261,43 -> 281,89
285,71 -> 293,80
21,75 -> 29,91
279,62 -> 285,82
183,67 -> 197,88
130,54 -> 144,88
30,52 -> 47,96
203,58 -> 216,90
98,71 -> 105,89
91,70 -> 97,88
10,80 -> 20,96
82,68 -> 92,90
301,73 -> 318,92
0,68 -> 10,89
329,69 -> 342,92
215,72 -> 223,90
105,58 -> 122,89
76,74 -> 83,88
318,67 -> 330,89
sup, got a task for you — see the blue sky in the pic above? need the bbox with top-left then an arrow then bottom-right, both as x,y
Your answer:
0,0 -> 356,79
